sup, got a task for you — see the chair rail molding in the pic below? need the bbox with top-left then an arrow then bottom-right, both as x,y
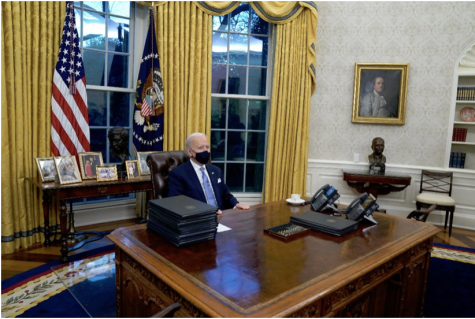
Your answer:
307,159 -> 475,231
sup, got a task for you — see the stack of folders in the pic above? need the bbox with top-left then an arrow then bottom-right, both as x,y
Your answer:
290,211 -> 359,236
147,195 -> 218,247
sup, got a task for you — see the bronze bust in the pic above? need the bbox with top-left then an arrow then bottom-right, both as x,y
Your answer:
108,127 -> 130,177
368,137 -> 386,174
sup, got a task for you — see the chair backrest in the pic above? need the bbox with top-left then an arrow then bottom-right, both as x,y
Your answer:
147,151 -> 190,199
419,170 -> 453,196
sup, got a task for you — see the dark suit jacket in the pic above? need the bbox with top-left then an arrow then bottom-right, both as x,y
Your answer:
168,161 -> 238,210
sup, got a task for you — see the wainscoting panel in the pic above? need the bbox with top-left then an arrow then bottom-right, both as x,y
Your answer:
307,160 -> 475,231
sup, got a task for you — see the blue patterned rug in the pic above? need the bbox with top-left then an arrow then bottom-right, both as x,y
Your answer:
2,243 -> 475,318
424,243 -> 475,318
1,245 -> 116,318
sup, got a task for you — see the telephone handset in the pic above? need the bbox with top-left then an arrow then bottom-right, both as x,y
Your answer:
345,193 -> 379,224
309,184 -> 340,212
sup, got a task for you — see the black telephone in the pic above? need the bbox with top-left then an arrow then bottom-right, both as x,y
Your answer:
309,184 -> 340,212
345,193 -> 379,224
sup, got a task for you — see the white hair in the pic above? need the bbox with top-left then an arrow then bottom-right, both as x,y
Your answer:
185,132 -> 206,150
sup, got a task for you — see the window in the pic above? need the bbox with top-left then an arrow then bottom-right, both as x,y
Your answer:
211,4 -> 271,193
73,1 -> 135,203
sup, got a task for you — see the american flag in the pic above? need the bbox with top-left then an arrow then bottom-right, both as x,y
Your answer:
51,1 -> 90,156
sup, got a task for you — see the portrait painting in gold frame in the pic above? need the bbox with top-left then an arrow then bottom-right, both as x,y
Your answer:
351,63 -> 409,125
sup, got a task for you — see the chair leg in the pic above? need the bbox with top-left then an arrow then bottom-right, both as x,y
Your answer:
444,209 -> 449,230
448,209 -> 454,237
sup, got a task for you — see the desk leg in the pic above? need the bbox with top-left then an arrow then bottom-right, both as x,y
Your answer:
59,200 -> 69,263
42,193 -> 51,246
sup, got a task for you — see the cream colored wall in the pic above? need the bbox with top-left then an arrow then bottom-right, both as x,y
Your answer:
309,1 -> 475,165
306,2 -> 475,232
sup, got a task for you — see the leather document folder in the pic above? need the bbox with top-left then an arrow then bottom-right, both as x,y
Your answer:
149,195 -> 218,219
291,211 -> 358,236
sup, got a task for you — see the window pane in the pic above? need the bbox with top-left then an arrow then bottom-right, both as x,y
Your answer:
226,163 -> 244,192
83,50 -> 105,86
83,10 -> 106,50
247,132 -> 266,161
211,98 -> 227,129
228,66 -> 246,95
246,163 -> 264,192
228,99 -> 246,129
212,64 -> 227,93
111,193 -> 130,199
248,100 -> 267,130
110,92 -> 130,126
90,129 -> 107,161
108,1 -> 130,17
229,34 -> 248,65
212,32 -> 228,64
108,17 -> 129,53
84,1 -> 105,12
250,8 -> 269,35
213,15 -> 228,32
249,36 -> 268,66
227,131 -> 245,161
74,8 -> 82,43
87,90 -> 107,126
214,162 -> 225,177
107,53 -> 128,88
211,131 -> 226,161
248,68 -> 266,96
230,3 -> 249,33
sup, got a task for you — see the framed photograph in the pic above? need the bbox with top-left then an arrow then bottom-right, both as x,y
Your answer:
78,152 -> 104,180
35,157 -> 57,182
96,164 -> 118,182
126,160 -> 141,180
54,156 -> 82,185
136,152 -> 154,175
351,63 -> 409,125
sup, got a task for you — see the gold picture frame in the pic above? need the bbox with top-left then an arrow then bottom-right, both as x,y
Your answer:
136,151 -> 154,175
78,152 -> 104,180
351,63 -> 409,125
35,157 -> 57,182
96,164 -> 118,182
53,156 -> 82,185
126,160 -> 141,180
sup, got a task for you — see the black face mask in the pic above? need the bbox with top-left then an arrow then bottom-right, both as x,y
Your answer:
193,150 -> 210,165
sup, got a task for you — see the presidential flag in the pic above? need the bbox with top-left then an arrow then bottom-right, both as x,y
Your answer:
51,1 -> 90,156
133,8 -> 164,152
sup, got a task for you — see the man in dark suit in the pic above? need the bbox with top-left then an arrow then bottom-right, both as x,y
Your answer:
168,132 -> 250,215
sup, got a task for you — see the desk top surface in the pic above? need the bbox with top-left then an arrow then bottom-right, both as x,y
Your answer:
109,200 -> 437,317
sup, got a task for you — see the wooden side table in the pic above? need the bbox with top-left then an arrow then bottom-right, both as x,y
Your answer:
342,169 -> 412,198
26,176 -> 153,263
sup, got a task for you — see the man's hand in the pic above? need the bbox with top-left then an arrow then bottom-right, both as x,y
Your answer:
235,203 -> 250,210
217,209 -> 223,215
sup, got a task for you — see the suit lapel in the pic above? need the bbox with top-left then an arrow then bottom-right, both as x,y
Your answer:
185,161 -> 207,202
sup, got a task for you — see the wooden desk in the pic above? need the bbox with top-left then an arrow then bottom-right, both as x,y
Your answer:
109,200 -> 438,318
26,176 -> 152,263
343,169 -> 412,198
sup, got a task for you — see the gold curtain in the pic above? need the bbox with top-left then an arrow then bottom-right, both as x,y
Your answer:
1,1 -> 65,254
193,1 -> 318,202
264,9 -> 316,202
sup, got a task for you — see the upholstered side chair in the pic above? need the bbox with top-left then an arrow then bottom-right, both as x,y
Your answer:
415,170 -> 456,236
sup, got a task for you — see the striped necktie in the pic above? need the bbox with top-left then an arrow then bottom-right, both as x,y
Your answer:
200,167 -> 217,207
